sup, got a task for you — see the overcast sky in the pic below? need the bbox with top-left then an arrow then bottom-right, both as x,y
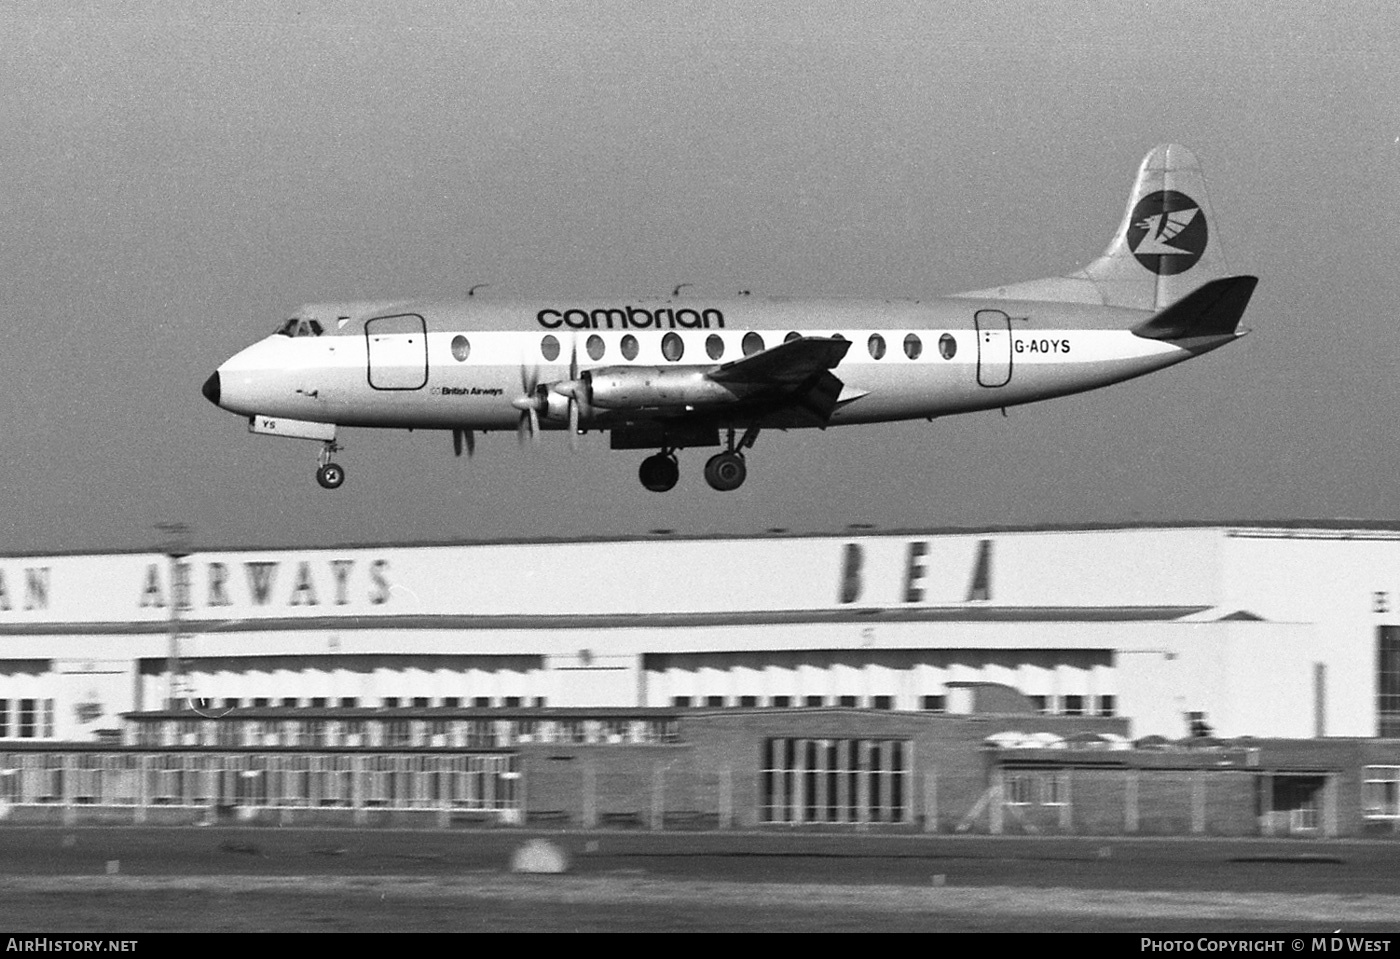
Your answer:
1,0 -> 1396,554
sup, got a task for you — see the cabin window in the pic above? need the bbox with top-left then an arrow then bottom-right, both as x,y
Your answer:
621,334 -> 639,361
903,334 -> 922,360
939,333 -> 957,360
586,334 -> 605,361
541,335 -> 561,361
784,331 -> 801,343
450,335 -> 470,362
661,331 -> 684,362
868,334 -> 886,359
706,334 -> 725,360
742,332 -> 765,356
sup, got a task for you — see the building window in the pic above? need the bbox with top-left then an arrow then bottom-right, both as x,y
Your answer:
310,697 -> 326,708
281,697 -> 299,708
920,695 -> 945,712
804,696 -> 824,707
503,696 -> 521,708
18,700 -> 35,738
1029,695 -> 1050,714
1098,695 -> 1116,717
42,700 -> 53,739
1364,766 -> 1400,818
761,738 -> 910,825
705,696 -> 725,708
386,721 -> 411,747
412,697 -> 430,708
837,695 -> 858,708
1062,695 -> 1085,716
252,698 -> 269,708
382,697 -> 399,708
473,697 -> 491,708
533,697 -> 547,708
223,698 -> 240,710
739,695 -> 758,707
339,697 -> 358,708
0,699 -> 9,737
672,696 -> 692,707
1379,627 -> 1400,736
1004,772 -> 1034,805
872,695 -> 893,710
442,697 -> 460,708
770,696 -> 791,708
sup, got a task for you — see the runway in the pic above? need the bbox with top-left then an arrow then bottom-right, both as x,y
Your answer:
0,827 -> 1397,932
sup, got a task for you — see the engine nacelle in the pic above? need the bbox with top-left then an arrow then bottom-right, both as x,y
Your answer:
582,367 -> 740,409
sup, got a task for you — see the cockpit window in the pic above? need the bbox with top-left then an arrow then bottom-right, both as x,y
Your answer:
274,318 -> 324,337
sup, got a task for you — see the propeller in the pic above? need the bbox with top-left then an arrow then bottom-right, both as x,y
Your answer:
566,339 -> 580,451
452,428 -> 476,457
511,361 -> 542,445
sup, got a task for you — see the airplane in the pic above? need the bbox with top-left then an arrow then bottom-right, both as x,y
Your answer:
201,143 -> 1257,493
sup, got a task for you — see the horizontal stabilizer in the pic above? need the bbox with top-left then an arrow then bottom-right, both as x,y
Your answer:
1131,275 -> 1258,341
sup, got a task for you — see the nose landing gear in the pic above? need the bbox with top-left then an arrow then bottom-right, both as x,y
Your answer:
316,440 -> 345,490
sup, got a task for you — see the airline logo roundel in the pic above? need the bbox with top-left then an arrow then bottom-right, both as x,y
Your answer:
1126,190 -> 1207,275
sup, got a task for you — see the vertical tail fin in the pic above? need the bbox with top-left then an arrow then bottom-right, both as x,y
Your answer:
955,144 -> 1231,311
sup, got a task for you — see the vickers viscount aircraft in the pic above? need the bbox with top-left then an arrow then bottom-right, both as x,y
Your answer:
202,144 -> 1257,492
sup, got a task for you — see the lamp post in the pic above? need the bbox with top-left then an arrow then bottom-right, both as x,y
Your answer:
155,523 -> 190,710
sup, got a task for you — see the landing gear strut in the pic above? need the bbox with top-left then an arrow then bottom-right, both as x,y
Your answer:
639,450 -> 679,492
316,440 -> 345,490
703,427 -> 759,492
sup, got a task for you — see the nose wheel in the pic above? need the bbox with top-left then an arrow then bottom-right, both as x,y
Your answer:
316,440 -> 345,490
316,462 -> 346,489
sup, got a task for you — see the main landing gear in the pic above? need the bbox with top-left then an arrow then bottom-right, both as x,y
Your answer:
639,450 -> 680,492
640,427 -> 759,493
316,439 -> 345,490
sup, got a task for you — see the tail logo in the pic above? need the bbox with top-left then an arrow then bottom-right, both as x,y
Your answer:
1126,190 -> 1208,275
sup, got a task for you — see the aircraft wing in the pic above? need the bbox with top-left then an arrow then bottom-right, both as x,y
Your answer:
708,335 -> 851,385
704,336 -> 853,426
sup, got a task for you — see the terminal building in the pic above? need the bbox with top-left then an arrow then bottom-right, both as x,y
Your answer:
1,521 -> 1398,744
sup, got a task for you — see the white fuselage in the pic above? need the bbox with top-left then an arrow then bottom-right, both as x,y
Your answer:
210,295 -> 1238,434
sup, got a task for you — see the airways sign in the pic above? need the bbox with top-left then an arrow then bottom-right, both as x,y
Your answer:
137,557 -> 394,612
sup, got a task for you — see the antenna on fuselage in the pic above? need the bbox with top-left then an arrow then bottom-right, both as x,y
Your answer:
672,283 -> 692,297
468,284 -> 489,297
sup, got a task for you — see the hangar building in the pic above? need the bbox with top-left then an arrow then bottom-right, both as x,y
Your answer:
0,522 -> 1394,743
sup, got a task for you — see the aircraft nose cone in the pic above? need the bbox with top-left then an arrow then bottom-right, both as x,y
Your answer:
201,371 -> 221,406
